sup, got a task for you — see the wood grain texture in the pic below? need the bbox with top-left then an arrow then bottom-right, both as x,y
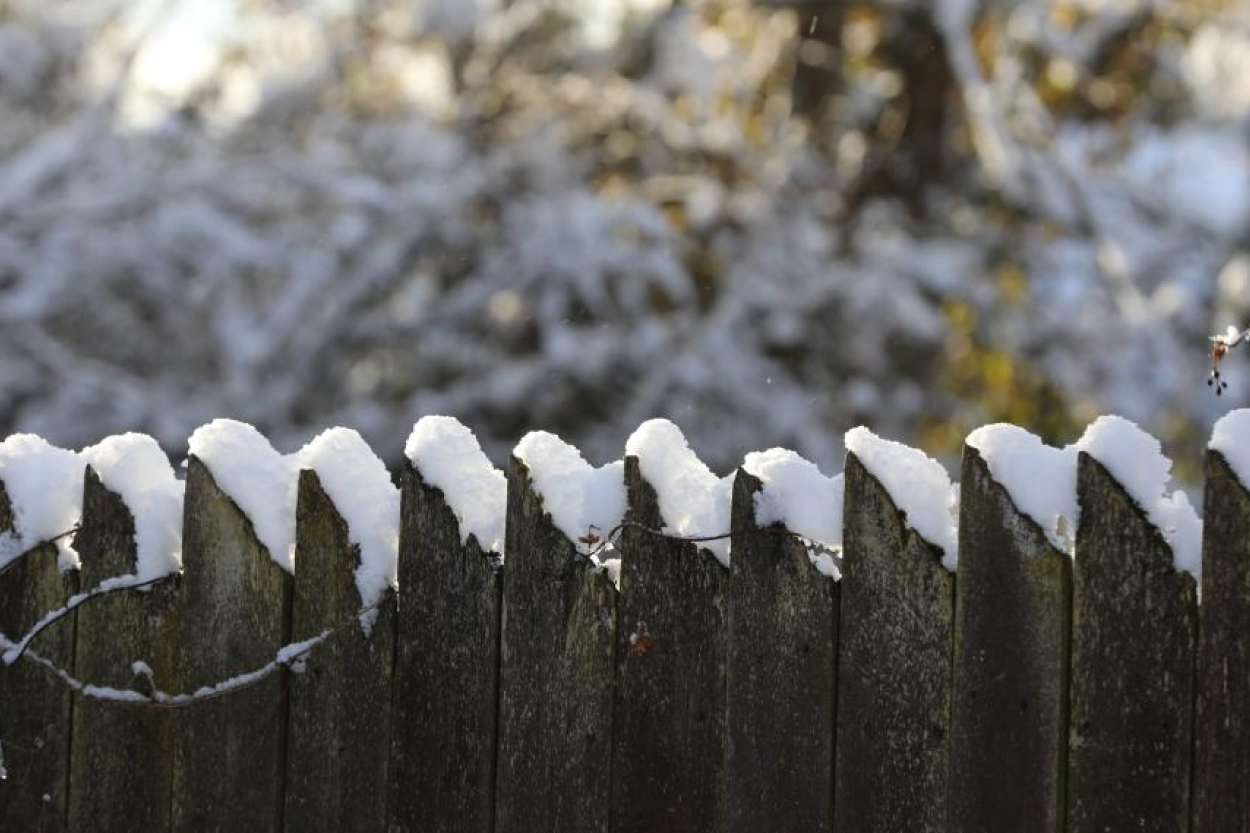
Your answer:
833,452 -> 953,833
0,479 -> 77,833
722,469 -> 837,833
494,457 -> 618,833
284,469 -> 394,833
1066,452 -> 1196,833
170,456 -> 293,833
948,447 -> 1070,833
67,467 -> 178,833
1194,450 -> 1250,832
388,462 -> 501,833
611,456 -> 729,833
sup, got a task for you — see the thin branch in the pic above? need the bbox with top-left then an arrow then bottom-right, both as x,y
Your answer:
2,574 -> 168,666
0,525 -> 81,580
0,597 -> 384,710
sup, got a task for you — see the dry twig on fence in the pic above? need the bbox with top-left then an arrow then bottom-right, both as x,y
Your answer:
2,573 -> 169,666
0,596 -> 384,712
583,520 -> 841,569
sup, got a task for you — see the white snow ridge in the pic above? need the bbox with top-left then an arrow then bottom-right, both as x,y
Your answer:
1077,415 -> 1202,580
742,448 -> 843,579
965,424 -> 1078,553
844,426 -> 959,571
1210,409 -> 1250,489
405,415 -> 506,557
80,433 -> 184,581
967,418 -> 1202,580
0,434 -> 86,572
624,419 -> 733,567
513,430 -> 625,583
187,419 -> 299,573
298,427 -> 399,613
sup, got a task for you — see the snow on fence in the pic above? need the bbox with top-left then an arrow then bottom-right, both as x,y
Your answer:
1,413 -> 1249,832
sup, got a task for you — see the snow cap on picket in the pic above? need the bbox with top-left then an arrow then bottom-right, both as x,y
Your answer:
187,419 -> 298,573
405,416 -> 506,556
844,426 -> 959,570
966,424 -> 1078,552
1210,409 -> 1250,489
742,448 -> 843,578
0,434 -> 85,572
625,418 -> 733,566
1076,415 -> 1201,579
298,427 -> 399,609
80,433 -> 184,581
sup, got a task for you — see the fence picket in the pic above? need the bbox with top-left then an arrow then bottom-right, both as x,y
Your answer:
1192,449 -> 1250,831
0,423 -> 1234,832
493,457 -> 618,833
284,469 -> 393,833
67,467 -> 177,833
0,481 -> 76,833
388,462 -> 501,833
1066,452 -> 1196,833
722,469 -> 837,833
948,447 -> 1070,833
833,452 -> 953,833
611,457 -> 728,833
170,456 -> 293,832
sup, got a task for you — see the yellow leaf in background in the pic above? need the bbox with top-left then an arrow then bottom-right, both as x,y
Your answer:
999,263 -> 1028,306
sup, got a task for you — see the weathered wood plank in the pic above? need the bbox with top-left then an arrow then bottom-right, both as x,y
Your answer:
0,480 -> 77,833
611,456 -> 728,833
285,469 -> 394,833
722,469 -> 837,833
1192,449 -> 1249,832
67,467 -> 178,833
1066,452 -> 1196,833
948,447 -> 1070,833
388,462 -> 501,833
832,452 -> 953,833
494,457 -> 617,833
170,456 -> 293,833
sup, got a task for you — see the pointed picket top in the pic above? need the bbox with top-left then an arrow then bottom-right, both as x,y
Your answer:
298,427 -> 399,609
624,418 -> 733,565
80,433 -> 183,581
1075,415 -> 1201,580
187,419 -> 298,573
965,423 -> 1077,553
512,430 -> 624,583
742,447 -> 843,579
0,433 -> 84,572
844,426 -> 958,568
405,415 -> 506,557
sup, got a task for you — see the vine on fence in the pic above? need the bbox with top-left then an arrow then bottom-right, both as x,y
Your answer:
0,521 -> 842,781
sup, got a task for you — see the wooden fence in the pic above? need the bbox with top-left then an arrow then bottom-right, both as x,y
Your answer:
1,442 -> 1248,833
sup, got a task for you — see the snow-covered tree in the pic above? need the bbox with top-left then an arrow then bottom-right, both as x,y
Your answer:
0,0 -> 1245,472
